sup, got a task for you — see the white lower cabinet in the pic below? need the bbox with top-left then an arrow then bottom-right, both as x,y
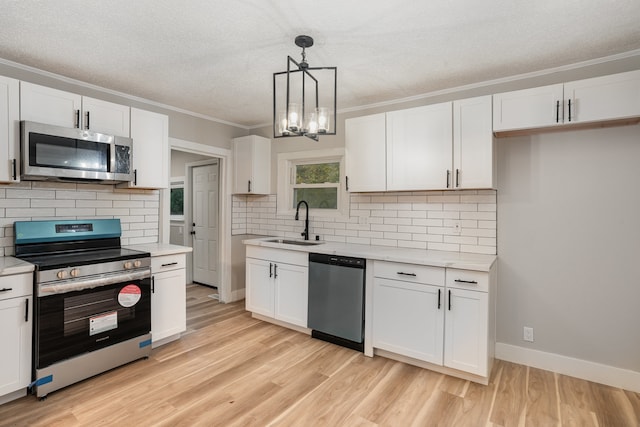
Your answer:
151,253 -> 187,347
245,246 -> 308,328
372,260 -> 495,382
0,273 -> 32,402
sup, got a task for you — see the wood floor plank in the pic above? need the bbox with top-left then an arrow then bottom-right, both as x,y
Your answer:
1,284 -> 638,427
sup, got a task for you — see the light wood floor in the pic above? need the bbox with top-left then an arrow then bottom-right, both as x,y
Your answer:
1,284 -> 639,426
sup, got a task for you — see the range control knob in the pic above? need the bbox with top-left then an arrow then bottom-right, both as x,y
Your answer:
57,270 -> 68,279
123,261 -> 133,270
133,260 -> 142,268
70,268 -> 80,278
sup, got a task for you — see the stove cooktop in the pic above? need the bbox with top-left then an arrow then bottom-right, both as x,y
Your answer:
17,247 -> 150,271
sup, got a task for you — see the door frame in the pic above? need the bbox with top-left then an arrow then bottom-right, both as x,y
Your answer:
160,137 -> 232,303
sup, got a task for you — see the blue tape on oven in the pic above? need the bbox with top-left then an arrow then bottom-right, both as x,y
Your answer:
139,339 -> 152,348
28,375 -> 53,388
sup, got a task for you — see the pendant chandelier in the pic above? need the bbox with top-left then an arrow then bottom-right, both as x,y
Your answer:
273,35 -> 337,141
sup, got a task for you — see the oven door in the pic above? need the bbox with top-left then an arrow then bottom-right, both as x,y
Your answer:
35,270 -> 151,369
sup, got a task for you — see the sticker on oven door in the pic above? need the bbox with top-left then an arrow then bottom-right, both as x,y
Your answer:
118,284 -> 142,307
89,311 -> 118,336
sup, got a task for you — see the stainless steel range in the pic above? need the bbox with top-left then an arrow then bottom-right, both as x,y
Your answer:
14,219 -> 152,399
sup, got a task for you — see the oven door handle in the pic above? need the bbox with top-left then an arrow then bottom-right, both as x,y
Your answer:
38,269 -> 151,297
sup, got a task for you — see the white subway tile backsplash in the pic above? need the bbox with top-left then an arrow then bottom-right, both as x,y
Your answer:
231,190 -> 496,255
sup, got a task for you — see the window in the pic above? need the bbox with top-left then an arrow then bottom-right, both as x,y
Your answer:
170,178 -> 185,221
277,148 -> 348,217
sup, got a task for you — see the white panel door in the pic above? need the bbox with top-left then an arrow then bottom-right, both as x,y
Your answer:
344,113 -> 387,192
0,76 -> 19,183
192,163 -> 219,286
493,84 -> 564,132
81,96 -> 130,137
386,102 -> 453,190
444,288 -> 489,377
151,269 -> 186,344
274,263 -> 308,327
453,96 -> 495,189
373,278 -> 444,364
245,258 -> 275,317
564,69 -> 640,124
0,296 -> 31,396
20,81 -> 81,128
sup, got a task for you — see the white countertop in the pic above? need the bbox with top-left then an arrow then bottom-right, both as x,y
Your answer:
0,257 -> 36,276
125,243 -> 193,257
243,237 -> 496,272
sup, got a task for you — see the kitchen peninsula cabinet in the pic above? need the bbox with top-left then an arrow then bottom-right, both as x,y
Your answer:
245,246 -> 308,328
119,108 -> 169,189
0,75 -> 19,183
150,253 -> 187,347
493,69 -> 640,134
0,273 -> 32,404
344,113 -> 386,192
232,135 -> 271,195
20,81 -> 130,136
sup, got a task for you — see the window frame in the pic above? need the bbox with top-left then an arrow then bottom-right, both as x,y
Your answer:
169,177 -> 185,221
277,148 -> 348,218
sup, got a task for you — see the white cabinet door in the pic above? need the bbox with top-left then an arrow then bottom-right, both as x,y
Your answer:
245,257 -> 275,317
373,278 -> 444,364
444,288 -> 488,377
81,96 -> 130,137
0,76 -> 19,183
387,102 -> 452,190
127,108 -> 168,189
151,269 -> 186,344
453,96 -> 495,189
344,113 -> 386,192
493,84 -> 564,132
20,81 -> 81,128
564,70 -> 640,124
0,295 -> 32,397
274,263 -> 308,328
232,135 -> 271,194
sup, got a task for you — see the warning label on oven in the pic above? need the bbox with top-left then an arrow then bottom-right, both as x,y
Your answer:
118,284 -> 142,307
90,311 -> 118,336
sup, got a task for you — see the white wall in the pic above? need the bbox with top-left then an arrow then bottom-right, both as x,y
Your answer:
496,124 -> 640,372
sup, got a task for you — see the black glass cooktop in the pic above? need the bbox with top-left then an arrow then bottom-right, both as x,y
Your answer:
17,247 -> 149,271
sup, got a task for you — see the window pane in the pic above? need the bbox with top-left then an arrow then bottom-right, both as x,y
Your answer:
170,188 -> 184,215
293,188 -> 338,209
295,162 -> 339,184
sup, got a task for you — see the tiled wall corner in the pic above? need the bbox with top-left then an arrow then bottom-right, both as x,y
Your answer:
231,190 -> 497,255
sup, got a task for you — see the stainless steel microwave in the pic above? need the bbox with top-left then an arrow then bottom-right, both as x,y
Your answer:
20,121 -> 134,183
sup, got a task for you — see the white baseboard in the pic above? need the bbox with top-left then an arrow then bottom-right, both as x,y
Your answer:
495,342 -> 640,393
227,288 -> 245,303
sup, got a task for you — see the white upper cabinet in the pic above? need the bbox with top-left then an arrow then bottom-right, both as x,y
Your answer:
453,96 -> 495,189
121,108 -> 168,189
232,135 -> 271,195
493,70 -> 640,134
387,102 -> 453,191
20,82 -> 130,136
563,70 -> 640,124
493,84 -> 564,132
344,113 -> 387,192
81,96 -> 130,137
0,76 -> 19,183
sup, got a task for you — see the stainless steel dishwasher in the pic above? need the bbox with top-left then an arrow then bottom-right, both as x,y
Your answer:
308,253 -> 366,352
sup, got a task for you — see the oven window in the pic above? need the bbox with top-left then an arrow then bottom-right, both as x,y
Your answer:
64,288 -> 135,336
29,132 -> 109,172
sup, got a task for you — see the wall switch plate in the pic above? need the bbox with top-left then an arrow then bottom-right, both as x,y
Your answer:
523,326 -> 534,342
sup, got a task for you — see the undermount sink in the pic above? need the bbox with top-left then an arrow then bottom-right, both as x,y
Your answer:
265,238 -> 324,246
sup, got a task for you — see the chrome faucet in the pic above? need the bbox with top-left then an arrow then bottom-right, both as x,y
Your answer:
295,200 -> 310,240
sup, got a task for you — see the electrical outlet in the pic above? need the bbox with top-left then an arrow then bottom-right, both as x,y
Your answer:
523,326 -> 534,342
453,221 -> 461,235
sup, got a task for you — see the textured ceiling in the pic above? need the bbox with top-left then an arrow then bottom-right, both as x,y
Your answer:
0,0 -> 639,128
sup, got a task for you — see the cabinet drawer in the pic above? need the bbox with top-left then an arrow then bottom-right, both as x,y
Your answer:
246,246 -> 308,267
0,273 -> 32,299
374,261 -> 444,286
446,268 -> 489,292
151,254 -> 186,273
